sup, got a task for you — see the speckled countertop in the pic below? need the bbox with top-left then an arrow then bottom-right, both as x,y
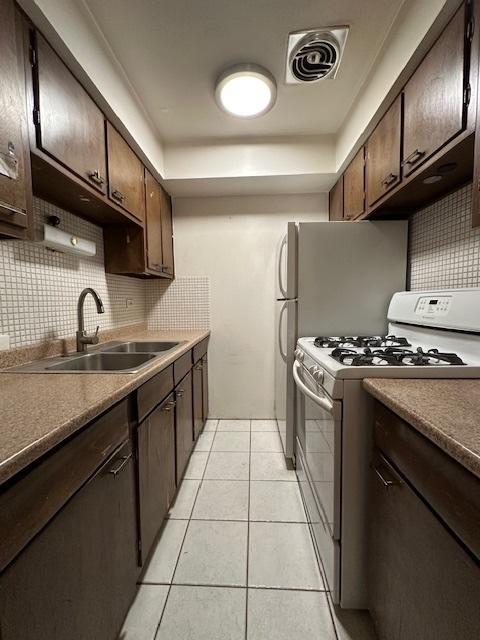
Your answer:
0,329 -> 209,486
364,378 -> 480,478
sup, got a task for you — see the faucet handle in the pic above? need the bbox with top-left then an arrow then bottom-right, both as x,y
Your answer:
94,325 -> 99,337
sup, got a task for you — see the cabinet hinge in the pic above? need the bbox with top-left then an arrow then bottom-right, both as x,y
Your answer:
464,83 -> 472,107
467,16 -> 475,43
33,108 -> 41,126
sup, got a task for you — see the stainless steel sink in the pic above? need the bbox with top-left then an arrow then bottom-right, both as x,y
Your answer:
46,352 -> 157,372
100,341 -> 179,353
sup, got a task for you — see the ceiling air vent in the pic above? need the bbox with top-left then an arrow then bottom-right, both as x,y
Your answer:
286,27 -> 349,84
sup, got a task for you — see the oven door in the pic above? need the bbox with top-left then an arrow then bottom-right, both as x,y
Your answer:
293,359 -> 342,602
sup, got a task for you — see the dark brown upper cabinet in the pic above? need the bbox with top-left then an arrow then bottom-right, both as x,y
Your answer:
160,186 -> 174,277
0,0 -> 32,239
103,170 -> 174,279
107,123 -> 145,222
34,34 -> 107,195
402,5 -> 467,177
145,169 -> 164,273
343,147 -> 365,220
329,176 -> 343,221
366,96 -> 402,207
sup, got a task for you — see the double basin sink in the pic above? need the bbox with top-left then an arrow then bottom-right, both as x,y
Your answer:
10,341 -> 182,374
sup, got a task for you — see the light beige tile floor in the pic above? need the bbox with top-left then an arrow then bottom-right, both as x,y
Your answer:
119,419 -> 376,640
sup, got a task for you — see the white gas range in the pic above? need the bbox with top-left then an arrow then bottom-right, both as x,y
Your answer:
293,289 -> 480,609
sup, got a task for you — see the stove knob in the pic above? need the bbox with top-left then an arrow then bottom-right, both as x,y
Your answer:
295,349 -> 304,362
313,367 -> 324,383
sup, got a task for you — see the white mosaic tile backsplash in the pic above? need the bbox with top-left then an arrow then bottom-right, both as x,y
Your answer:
0,198 -> 146,348
146,276 -> 210,330
409,184 -> 480,290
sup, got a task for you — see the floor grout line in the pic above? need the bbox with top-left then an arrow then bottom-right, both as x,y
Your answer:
245,419 -> 253,640
141,581 -> 327,593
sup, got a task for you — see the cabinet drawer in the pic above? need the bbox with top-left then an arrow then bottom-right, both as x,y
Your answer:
374,402 -> 480,559
193,337 -> 209,363
174,350 -> 193,385
137,364 -> 174,423
0,399 -> 129,572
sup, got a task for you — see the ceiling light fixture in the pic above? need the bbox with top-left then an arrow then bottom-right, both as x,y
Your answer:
215,64 -> 277,118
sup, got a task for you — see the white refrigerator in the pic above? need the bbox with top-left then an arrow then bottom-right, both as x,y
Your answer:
274,220 -> 408,461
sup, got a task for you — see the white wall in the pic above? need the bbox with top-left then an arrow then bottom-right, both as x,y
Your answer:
173,194 -> 328,418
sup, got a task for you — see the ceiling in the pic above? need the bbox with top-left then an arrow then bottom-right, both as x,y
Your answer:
83,0 -> 405,145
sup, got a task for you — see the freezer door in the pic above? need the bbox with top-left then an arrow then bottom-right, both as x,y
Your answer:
297,221 -> 407,337
274,299 -> 297,460
276,222 -> 297,300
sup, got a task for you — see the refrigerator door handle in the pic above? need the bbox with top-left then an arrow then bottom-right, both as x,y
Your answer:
278,301 -> 288,362
277,235 -> 288,299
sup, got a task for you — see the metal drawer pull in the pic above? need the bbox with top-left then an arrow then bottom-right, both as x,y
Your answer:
373,465 -> 395,489
162,400 -> 176,412
402,148 -> 425,167
87,169 -> 105,185
381,172 -> 397,186
111,189 -> 126,202
108,453 -> 132,476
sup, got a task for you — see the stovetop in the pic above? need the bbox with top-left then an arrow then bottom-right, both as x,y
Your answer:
329,346 -> 465,367
296,325 -> 480,381
314,335 -> 411,349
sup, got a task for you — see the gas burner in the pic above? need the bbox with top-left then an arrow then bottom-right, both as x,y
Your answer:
315,335 -> 411,349
329,346 -> 466,367
399,348 -> 466,367
330,347 -> 403,367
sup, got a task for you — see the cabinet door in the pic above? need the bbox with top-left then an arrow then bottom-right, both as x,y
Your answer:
202,356 -> 209,424
138,393 -> 176,562
175,370 -> 193,483
368,451 -> 480,640
193,360 -> 204,441
107,122 -> 145,221
0,442 -> 137,640
402,6 -> 467,176
366,96 -> 401,207
0,0 -> 31,234
145,169 -> 164,273
343,147 -> 365,220
160,186 -> 174,277
328,176 -> 343,221
35,34 -> 107,194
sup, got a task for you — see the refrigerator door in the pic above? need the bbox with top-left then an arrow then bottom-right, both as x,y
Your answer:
297,221 -> 408,337
274,298 -> 297,460
276,222 -> 297,300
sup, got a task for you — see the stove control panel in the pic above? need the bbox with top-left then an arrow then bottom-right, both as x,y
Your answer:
415,295 -> 451,317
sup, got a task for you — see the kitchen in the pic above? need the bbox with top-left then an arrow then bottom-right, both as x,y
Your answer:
0,0 -> 479,639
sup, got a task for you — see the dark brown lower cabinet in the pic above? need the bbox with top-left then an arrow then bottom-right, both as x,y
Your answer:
368,450 -> 480,639
175,370 -> 194,483
0,441 -> 138,640
138,392 -> 176,563
193,359 -> 204,441
201,355 -> 209,423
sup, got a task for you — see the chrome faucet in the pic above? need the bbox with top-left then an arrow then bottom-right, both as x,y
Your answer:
76,288 -> 105,353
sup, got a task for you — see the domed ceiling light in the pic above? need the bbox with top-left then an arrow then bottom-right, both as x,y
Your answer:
215,64 -> 277,118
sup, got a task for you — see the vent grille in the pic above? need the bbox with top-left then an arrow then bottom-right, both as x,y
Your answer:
286,27 -> 349,84
291,34 -> 339,82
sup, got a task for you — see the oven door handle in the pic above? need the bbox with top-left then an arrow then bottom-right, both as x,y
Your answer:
293,361 -> 333,413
